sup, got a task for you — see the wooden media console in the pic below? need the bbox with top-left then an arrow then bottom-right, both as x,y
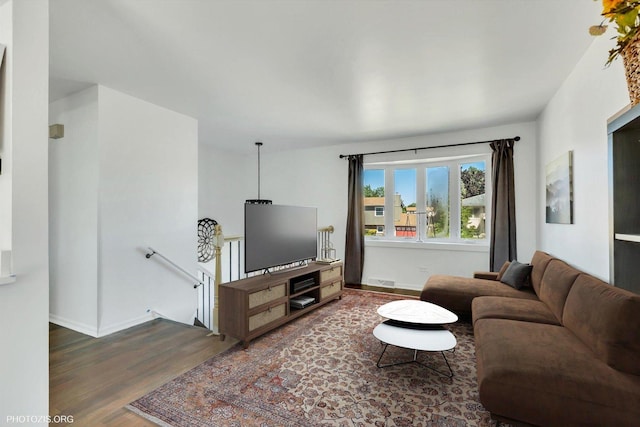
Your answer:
218,261 -> 343,347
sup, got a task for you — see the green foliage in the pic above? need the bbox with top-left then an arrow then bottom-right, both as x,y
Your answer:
460,166 -> 485,199
364,185 -> 384,197
460,206 -> 481,239
460,166 -> 485,238
427,193 -> 449,238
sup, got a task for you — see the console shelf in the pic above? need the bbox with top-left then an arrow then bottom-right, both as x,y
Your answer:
615,233 -> 640,243
219,261 -> 343,347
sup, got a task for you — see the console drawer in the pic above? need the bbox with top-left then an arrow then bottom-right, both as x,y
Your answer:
320,265 -> 342,283
320,280 -> 342,300
249,302 -> 286,331
248,283 -> 286,309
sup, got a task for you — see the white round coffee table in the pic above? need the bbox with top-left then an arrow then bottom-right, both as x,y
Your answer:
373,300 -> 458,378
377,300 -> 458,324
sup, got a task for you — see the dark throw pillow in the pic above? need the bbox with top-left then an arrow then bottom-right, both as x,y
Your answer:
500,260 -> 533,290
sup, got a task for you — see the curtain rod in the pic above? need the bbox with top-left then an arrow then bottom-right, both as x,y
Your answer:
338,136 -> 520,159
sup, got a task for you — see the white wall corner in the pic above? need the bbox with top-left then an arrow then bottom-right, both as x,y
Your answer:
96,312 -> 155,338
49,314 -> 99,338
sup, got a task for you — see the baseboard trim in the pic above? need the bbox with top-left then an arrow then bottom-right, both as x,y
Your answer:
97,312 -> 155,337
49,314 -> 99,337
346,284 -> 420,297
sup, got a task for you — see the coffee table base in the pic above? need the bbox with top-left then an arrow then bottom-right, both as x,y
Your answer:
376,343 -> 454,378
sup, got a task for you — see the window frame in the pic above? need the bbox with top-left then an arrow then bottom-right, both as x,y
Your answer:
363,153 -> 492,246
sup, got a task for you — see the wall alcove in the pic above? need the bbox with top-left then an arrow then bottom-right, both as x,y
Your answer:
608,103 -> 640,294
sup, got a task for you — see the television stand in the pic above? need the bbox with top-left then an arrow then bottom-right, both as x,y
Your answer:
218,261 -> 343,347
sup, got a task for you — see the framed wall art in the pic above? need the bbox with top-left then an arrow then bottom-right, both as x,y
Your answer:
545,151 -> 573,224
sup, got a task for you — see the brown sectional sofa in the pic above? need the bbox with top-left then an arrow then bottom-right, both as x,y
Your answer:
420,250 -> 640,427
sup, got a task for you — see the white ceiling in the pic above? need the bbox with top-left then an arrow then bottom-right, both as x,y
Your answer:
49,0 -> 602,154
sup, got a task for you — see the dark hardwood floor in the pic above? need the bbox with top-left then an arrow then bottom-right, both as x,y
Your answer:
49,287 -> 416,425
49,319 -> 237,426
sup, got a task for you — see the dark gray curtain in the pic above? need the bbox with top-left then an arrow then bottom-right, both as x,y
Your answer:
344,154 -> 364,286
490,139 -> 517,271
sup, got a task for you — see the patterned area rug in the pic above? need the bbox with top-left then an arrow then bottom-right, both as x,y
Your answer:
127,289 -> 495,426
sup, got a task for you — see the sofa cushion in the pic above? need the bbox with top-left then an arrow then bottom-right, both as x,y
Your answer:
529,251 -> 555,295
538,259 -> 580,322
475,318 -> 640,427
562,274 -> 640,375
472,296 -> 560,326
499,260 -> 532,290
420,274 -> 538,315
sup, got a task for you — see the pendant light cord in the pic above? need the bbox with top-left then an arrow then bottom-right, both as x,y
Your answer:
256,141 -> 262,199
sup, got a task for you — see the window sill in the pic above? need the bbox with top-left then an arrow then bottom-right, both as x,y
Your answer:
365,239 -> 489,252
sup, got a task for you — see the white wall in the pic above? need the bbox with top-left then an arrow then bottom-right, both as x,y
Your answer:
49,85 -> 199,337
198,143 -> 252,237
538,32 -> 628,280
259,143 -> 348,259
197,144 -> 253,280
0,8 -> 10,254
256,121 -> 537,290
49,86 -> 99,335
98,86 -> 199,335
0,0 -> 49,422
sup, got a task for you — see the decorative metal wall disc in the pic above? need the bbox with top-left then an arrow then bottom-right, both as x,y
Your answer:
197,218 -> 218,262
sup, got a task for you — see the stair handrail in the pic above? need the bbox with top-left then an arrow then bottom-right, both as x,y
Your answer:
145,247 -> 204,288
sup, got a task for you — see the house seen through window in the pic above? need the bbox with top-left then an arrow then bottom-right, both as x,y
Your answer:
363,155 -> 489,243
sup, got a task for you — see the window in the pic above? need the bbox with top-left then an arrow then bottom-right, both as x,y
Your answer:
460,161 -> 487,239
364,169 -> 385,236
426,166 -> 449,238
394,168 -> 416,237
363,154 -> 490,243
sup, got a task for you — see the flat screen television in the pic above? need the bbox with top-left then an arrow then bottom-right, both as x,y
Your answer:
244,203 -> 317,273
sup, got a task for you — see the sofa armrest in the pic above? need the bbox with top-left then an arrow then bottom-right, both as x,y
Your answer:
473,271 -> 499,280
474,261 -> 511,281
